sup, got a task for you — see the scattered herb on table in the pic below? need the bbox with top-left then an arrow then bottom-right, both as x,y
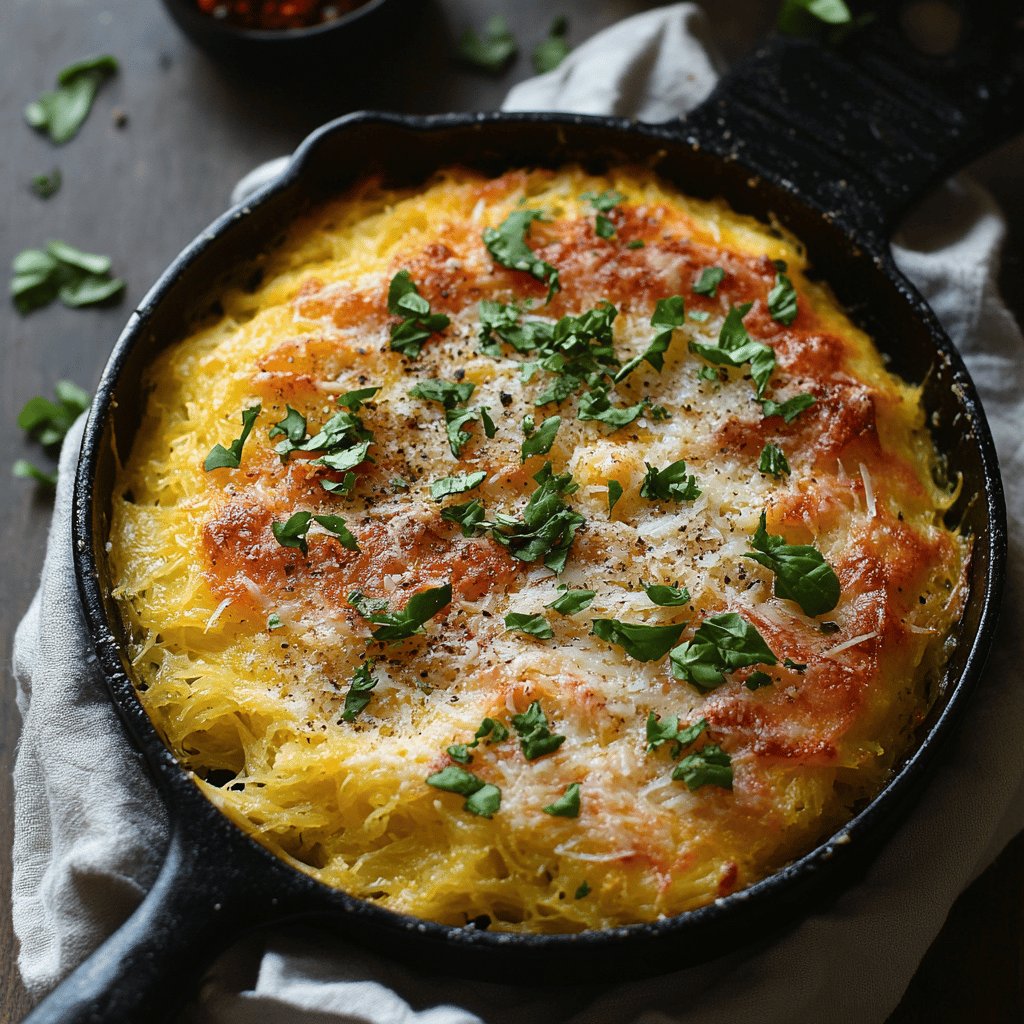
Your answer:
25,55 -> 119,144
532,15 -> 571,73
11,241 -> 125,314
14,380 -> 91,487
457,14 -> 518,72
777,0 -> 853,36
30,169 -> 61,199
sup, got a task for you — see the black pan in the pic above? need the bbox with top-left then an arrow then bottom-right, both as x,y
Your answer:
28,6 -> 1019,1022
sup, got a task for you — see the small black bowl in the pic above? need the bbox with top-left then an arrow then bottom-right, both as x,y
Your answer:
158,0 -> 406,64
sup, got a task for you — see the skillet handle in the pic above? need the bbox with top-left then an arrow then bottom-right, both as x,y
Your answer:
686,2 -> 1024,245
21,823 -> 261,1024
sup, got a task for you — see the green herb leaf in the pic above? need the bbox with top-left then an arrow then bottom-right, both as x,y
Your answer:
607,480 -> 623,514
672,744 -> 733,790
204,404 -> 261,471
30,169 -> 61,199
348,591 -> 390,617
483,209 -> 560,302
457,14 -> 517,72
547,587 -> 596,615
744,510 -> 841,616
644,584 -> 691,607
689,303 -> 775,397
594,214 -> 616,239
778,0 -> 853,35
746,670 -> 773,691
639,459 -> 701,503
693,266 -> 724,297
342,659 -> 377,721
511,700 -> 566,760
669,612 -> 779,691
575,880 -> 591,899
614,295 -> 686,383
25,55 -> 118,144
336,386 -> 380,411
269,406 -> 307,452
543,782 -> 581,817
13,459 -> 57,487
581,190 -> 623,239
591,618 -> 687,662
17,380 -> 90,448
426,766 -> 502,818
504,611 -> 554,640
409,378 -> 475,409
759,442 -> 791,477
768,272 -> 798,325
431,471 -> 487,500
447,743 -> 473,764
312,514 -> 360,552
521,415 -> 560,461
441,498 -> 488,537
626,240 -> 645,250
271,510 -> 312,556
266,612 -> 283,631
349,583 -> 453,642
645,713 -> 706,758
478,300 -> 553,356
387,270 -> 450,358
760,393 -> 816,422
11,241 -> 124,314
532,15 -> 571,73
445,405 -> 495,458
489,462 -> 583,572
477,718 -> 509,743
576,385 -> 645,428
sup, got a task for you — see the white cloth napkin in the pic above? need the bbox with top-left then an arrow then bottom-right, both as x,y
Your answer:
13,5 -> 1024,1022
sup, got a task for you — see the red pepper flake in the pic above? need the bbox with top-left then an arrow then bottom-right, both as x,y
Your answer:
195,0 -> 370,30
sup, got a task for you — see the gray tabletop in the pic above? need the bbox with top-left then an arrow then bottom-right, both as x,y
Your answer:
2,1 -> 1022,1020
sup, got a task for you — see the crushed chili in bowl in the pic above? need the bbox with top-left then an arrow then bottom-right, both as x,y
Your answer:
194,0 -> 371,30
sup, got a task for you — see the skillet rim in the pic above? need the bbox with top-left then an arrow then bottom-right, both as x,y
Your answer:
72,109 -> 1008,957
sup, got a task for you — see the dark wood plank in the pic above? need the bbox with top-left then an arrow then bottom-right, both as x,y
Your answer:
1,2 -> 1020,1021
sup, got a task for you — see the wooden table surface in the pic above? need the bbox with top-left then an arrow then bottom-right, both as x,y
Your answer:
2,1 -> 1021,1020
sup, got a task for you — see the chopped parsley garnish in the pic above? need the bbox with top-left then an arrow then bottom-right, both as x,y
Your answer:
336,386 -> 380,411
646,713 -> 707,758
669,612 -> 779,691
768,272 -> 798,324
639,459 -> 701,503
581,189 -> 623,239
31,169 -> 61,199
543,782 -> 581,818
431,471 -> 487,500
410,379 -> 494,457
759,442 -> 791,477
25,55 -> 119,144
511,700 -> 566,760
744,511 -> 841,616
267,612 -> 283,631
341,659 -> 377,722
387,270 -> 450,358
521,414 -> 560,461
409,379 -> 475,408
269,405 -> 306,449
746,670 -> 773,691
312,514 -> 360,552
607,480 -> 623,514
505,611 -> 554,640
626,240 -> 645,250
614,295 -> 685,382
204,404 -> 261,471
348,584 -> 452,642
547,586 -> 596,615
456,14 -> 518,72
13,460 -> 56,487
576,384 -> 645,428
575,881 -> 591,899
532,15 -> 571,73
478,300 -> 553,356
697,366 -> 720,383
271,510 -> 312,555
12,241 -> 125,313
426,766 -> 501,818
490,462 -> 583,572
447,717 -> 510,764
672,744 -> 733,790
591,619 -> 687,662
483,209 -> 560,301
693,266 -> 725,297
441,498 -> 487,536
644,584 -> 691,607
760,393 -> 816,422
689,303 -> 775,397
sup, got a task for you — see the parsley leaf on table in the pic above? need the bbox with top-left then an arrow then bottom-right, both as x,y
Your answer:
457,15 -> 518,72
11,241 -> 125,314
24,55 -> 119,144
532,16 -> 571,73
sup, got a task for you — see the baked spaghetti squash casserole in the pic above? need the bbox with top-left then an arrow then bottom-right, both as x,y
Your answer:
109,167 -> 968,932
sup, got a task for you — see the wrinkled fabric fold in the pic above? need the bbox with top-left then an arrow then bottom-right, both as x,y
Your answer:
13,4 -> 1024,1023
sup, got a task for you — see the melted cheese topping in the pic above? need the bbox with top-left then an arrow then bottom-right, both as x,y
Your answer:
109,167 -> 968,932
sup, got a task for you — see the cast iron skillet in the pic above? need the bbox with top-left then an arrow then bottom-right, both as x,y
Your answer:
29,6 -> 1021,1022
